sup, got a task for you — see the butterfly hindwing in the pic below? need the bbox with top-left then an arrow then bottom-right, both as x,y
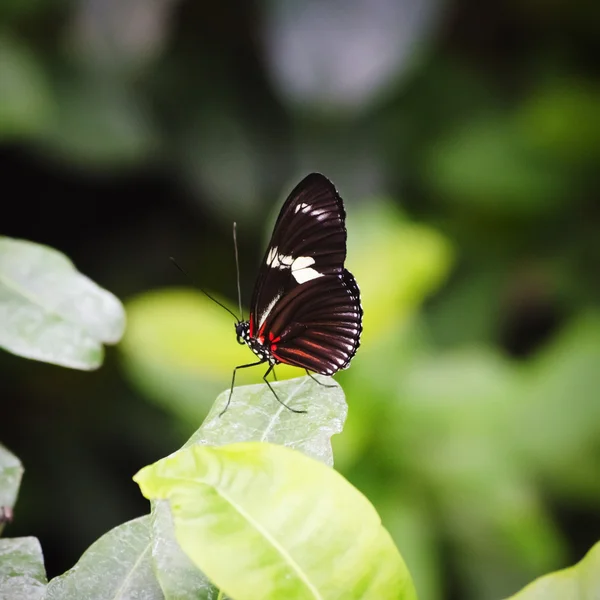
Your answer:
266,269 -> 362,375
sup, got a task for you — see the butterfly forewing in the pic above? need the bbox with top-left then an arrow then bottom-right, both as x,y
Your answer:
250,173 -> 348,335
245,172 -> 362,377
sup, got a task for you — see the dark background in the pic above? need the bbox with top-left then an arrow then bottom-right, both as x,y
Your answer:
1,1 -> 599,599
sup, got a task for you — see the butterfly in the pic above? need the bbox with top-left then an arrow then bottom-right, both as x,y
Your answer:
223,172 -> 363,415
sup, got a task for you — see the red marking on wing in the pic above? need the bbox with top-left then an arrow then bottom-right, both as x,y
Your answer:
249,314 -> 255,338
279,348 -> 313,362
258,321 -> 267,343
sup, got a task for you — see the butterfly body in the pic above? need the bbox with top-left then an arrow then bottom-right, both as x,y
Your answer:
224,172 -> 362,415
235,320 -> 275,365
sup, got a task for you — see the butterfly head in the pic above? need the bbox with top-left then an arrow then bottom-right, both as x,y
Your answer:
235,321 -> 250,346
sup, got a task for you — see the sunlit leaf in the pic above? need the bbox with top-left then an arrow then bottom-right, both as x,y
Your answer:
0,537 -> 46,600
151,501 -> 219,600
188,375 -> 347,466
0,237 -> 125,370
149,376 -> 346,599
347,201 -> 453,345
506,541 -> 600,600
45,517 -> 164,600
136,442 -> 417,600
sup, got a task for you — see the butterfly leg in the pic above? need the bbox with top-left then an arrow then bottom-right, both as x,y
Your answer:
305,369 -> 337,388
263,363 -> 307,414
220,359 -> 266,417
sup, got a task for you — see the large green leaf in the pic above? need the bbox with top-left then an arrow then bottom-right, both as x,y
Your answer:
0,236 -> 125,369
45,516 -> 164,600
149,375 -> 347,599
135,442 -> 417,600
506,541 -> 600,599
0,537 -> 46,600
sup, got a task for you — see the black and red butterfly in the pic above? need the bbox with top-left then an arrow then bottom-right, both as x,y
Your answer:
223,172 -> 363,415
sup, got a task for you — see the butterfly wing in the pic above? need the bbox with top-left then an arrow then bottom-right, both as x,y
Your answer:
264,269 -> 363,375
248,172 -> 362,374
249,173 -> 349,338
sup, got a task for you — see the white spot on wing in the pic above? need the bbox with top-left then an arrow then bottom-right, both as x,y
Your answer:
291,255 -> 324,284
293,267 -> 323,284
267,246 -> 294,269
267,248 -> 324,282
259,292 -> 282,327
291,256 -> 315,270
295,202 -> 312,214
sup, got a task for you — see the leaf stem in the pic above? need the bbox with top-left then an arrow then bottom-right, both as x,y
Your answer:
217,589 -> 224,600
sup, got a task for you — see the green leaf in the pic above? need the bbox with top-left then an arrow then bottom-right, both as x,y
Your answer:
0,236 -> 125,370
423,115 -> 568,216
506,541 -> 600,599
0,443 -> 23,513
135,442 -> 417,600
38,77 -> 155,168
520,312 -> 600,474
377,490 -> 442,600
386,349 -> 565,598
148,376 -> 346,598
45,516 -> 164,600
0,35 -> 53,140
518,78 -> 600,166
151,500 -> 221,600
346,201 -> 453,346
0,537 -> 47,600
186,375 -> 347,466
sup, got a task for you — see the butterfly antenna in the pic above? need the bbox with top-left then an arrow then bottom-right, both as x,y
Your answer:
169,257 -> 240,323
232,222 -> 243,321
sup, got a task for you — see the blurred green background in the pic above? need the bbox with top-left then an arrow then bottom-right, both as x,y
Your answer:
1,1 -> 599,599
